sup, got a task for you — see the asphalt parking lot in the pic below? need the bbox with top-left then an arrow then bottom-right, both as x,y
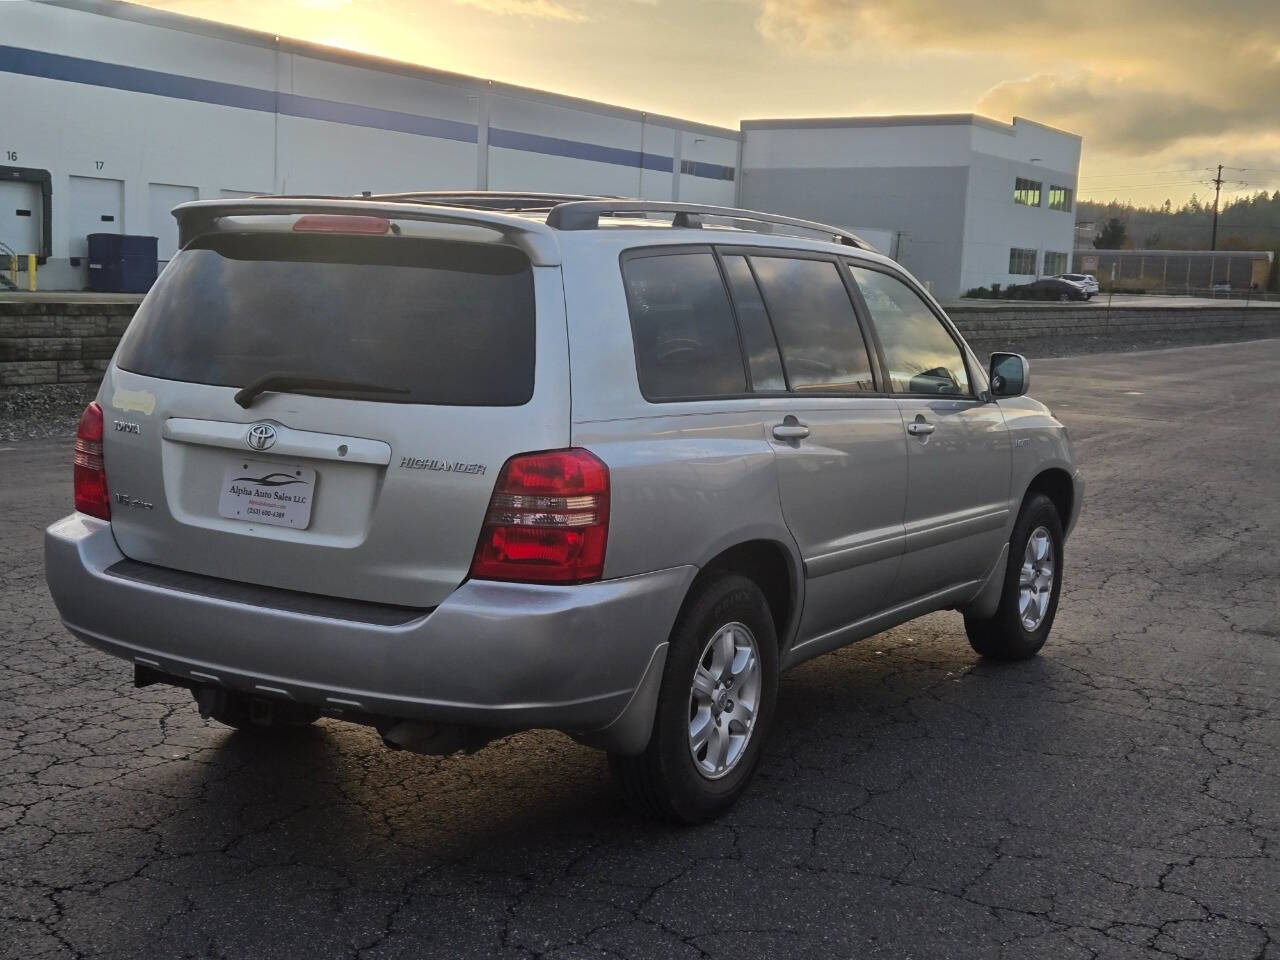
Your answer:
3,339 -> 1278,960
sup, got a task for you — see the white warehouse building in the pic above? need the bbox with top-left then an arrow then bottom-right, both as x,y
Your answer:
738,115 -> 1081,297
1,0 -> 1080,299
1,0 -> 741,290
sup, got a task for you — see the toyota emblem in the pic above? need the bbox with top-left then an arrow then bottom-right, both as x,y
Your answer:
246,423 -> 277,451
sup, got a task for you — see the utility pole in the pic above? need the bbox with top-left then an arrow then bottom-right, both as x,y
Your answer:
1209,164 -> 1224,251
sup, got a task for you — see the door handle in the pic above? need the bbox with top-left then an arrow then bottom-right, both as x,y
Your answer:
906,421 -> 936,436
772,419 -> 810,441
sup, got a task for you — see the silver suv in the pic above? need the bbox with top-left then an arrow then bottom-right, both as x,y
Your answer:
45,193 -> 1083,822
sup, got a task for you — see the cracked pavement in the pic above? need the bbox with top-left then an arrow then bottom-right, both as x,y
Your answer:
3,339 -> 1278,959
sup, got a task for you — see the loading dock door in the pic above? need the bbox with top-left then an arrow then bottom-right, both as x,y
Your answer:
147,183 -> 197,263
68,176 -> 124,258
0,180 -> 41,256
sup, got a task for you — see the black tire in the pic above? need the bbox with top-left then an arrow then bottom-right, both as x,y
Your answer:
609,573 -> 778,824
193,687 -> 320,732
964,493 -> 1064,661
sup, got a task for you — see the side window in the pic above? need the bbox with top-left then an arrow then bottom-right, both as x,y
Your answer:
749,256 -> 875,393
720,255 -> 786,392
622,252 -> 747,400
848,266 -> 971,397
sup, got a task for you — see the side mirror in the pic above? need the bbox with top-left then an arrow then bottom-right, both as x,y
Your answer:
989,352 -> 1029,398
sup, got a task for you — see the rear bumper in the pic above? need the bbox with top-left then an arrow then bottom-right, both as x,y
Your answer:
44,514 -> 693,752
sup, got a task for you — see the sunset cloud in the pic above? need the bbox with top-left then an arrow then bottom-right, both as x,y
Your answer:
976,74 -> 1266,155
753,0 -> 1280,171
129,0 -> 1280,204
449,0 -> 587,22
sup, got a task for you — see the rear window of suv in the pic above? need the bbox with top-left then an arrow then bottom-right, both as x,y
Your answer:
116,233 -> 535,406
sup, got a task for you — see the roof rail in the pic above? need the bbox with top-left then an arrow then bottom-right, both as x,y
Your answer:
545,200 -> 872,250
368,191 -> 614,212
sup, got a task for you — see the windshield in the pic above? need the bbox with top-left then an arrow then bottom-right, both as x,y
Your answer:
116,233 -> 536,406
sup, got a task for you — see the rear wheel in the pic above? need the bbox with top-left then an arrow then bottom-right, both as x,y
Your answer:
194,688 -> 320,732
609,573 -> 778,823
964,493 -> 1064,661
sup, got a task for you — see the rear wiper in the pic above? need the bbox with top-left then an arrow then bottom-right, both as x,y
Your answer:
234,372 -> 410,408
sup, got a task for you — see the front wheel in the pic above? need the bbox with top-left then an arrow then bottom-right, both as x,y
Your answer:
609,573 -> 778,823
964,493 -> 1064,661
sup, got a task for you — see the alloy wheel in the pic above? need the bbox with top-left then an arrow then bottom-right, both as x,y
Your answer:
687,621 -> 762,779
1019,526 -> 1055,630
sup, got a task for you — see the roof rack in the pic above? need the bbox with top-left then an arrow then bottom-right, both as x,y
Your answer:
367,191 -> 614,212
545,200 -> 872,250
177,192 -> 872,251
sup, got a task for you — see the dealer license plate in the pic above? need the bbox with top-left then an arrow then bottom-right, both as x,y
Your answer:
217,459 -> 316,529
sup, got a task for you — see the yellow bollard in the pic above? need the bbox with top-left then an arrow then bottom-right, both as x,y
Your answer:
26,254 -> 36,292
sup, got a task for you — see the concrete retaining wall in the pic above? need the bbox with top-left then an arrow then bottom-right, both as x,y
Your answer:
2,297 -> 1278,388
0,300 -> 140,387
948,303 -> 1280,360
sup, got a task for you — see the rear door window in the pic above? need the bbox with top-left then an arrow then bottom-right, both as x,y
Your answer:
622,251 -> 747,400
115,233 -> 535,406
720,255 -> 786,392
848,266 -> 971,396
748,256 -> 876,393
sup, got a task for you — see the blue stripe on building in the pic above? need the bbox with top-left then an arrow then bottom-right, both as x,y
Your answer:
0,44 -> 277,112
488,127 -> 672,173
276,92 -> 476,142
0,45 -> 735,181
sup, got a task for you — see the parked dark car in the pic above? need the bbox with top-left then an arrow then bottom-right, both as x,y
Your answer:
1009,277 -> 1090,302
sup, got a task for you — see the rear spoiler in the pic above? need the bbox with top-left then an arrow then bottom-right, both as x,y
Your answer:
172,197 -> 561,266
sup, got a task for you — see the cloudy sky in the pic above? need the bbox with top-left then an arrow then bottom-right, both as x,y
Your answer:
136,0 -> 1280,207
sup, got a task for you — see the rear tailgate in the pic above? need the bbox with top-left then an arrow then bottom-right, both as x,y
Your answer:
99,217 -> 569,608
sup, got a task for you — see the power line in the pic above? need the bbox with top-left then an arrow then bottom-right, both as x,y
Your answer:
1080,165 -> 1280,181
1078,168 -> 1204,180
1080,180 -> 1214,190
1210,164 -> 1224,250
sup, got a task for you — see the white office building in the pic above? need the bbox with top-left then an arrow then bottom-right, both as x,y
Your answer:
2,0 -> 1080,298
739,115 -> 1081,298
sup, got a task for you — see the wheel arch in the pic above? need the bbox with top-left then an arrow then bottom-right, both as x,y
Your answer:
695,538 -> 802,655
1024,467 -> 1074,529
964,466 -> 1075,620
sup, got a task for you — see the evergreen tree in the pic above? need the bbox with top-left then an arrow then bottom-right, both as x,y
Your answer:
1094,217 -> 1129,249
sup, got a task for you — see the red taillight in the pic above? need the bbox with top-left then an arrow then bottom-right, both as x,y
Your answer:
292,214 -> 391,235
469,449 -> 609,585
73,401 -> 110,520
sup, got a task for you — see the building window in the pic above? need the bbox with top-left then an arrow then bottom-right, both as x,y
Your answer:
679,158 -> 736,181
1044,251 -> 1069,275
1014,178 -> 1042,207
1049,186 -> 1073,212
1009,248 -> 1037,275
